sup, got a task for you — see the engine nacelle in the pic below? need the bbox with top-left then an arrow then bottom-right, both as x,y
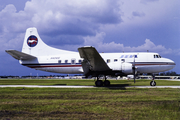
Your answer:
108,62 -> 133,74
107,62 -> 122,71
122,63 -> 133,74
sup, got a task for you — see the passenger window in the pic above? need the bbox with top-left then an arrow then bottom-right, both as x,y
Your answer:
58,60 -> 61,63
107,59 -> 110,63
121,59 -> 125,62
134,55 -> 137,58
71,59 -> 76,64
65,60 -> 68,63
78,60 -> 82,63
114,59 -> 118,62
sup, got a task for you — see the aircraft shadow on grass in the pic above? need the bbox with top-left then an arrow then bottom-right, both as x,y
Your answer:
105,84 -> 129,90
52,83 -> 130,90
53,84 -> 67,86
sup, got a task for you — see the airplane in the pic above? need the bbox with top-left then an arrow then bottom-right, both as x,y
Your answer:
6,27 -> 176,87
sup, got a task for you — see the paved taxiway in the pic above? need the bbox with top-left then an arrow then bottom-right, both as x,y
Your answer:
0,85 -> 180,88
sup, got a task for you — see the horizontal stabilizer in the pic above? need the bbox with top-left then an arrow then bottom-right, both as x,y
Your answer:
5,50 -> 36,60
78,47 -> 111,71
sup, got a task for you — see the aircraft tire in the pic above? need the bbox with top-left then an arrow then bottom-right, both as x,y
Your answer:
150,81 -> 156,86
95,80 -> 103,87
104,80 -> 110,86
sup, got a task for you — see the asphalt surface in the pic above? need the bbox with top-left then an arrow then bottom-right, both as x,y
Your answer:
0,85 -> 180,88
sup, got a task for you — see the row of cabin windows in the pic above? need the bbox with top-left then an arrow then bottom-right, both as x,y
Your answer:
58,60 -> 82,64
59,56 -> 137,64
59,59 -> 121,64
106,59 -> 125,63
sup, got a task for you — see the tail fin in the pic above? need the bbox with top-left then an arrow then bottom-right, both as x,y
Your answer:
22,27 -> 75,56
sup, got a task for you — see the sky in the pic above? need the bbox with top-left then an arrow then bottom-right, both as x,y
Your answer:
0,0 -> 180,76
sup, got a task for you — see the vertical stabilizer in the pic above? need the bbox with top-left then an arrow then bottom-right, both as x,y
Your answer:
22,27 -> 76,56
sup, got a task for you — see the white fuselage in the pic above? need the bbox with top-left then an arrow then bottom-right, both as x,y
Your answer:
20,52 -> 175,75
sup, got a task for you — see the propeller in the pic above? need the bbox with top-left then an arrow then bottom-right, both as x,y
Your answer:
132,55 -> 136,83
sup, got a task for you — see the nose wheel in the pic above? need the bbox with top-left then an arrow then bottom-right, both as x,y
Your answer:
150,81 -> 156,86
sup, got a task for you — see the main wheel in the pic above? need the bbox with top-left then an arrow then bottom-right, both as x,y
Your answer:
104,80 -> 110,86
150,81 -> 156,86
95,80 -> 103,87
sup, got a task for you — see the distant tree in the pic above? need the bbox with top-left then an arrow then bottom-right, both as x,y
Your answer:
169,71 -> 178,76
159,72 -> 165,76
159,71 -> 179,76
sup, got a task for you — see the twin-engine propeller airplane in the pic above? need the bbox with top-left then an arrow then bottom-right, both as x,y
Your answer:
6,27 -> 176,87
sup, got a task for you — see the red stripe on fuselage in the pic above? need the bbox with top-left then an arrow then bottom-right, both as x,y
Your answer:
26,64 -> 82,68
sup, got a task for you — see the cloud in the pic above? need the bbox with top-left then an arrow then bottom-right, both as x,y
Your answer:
132,11 -> 145,17
0,0 -> 123,53
0,0 -> 178,56
140,0 -> 159,4
24,0 -> 122,34
83,32 -> 173,55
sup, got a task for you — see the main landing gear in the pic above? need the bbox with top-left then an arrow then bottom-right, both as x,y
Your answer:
150,75 -> 156,86
95,76 -> 110,87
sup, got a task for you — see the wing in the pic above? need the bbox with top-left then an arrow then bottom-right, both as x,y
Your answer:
5,50 -> 36,60
78,46 -> 111,73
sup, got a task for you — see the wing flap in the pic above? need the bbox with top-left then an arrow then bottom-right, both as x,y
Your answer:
78,47 -> 110,71
5,50 -> 36,60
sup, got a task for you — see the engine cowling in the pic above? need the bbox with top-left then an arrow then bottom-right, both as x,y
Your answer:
108,62 -> 133,74
122,63 -> 133,74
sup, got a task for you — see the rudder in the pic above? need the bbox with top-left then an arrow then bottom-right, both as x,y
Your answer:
22,27 -> 48,56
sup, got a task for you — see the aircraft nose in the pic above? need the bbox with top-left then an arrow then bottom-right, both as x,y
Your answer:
167,59 -> 176,69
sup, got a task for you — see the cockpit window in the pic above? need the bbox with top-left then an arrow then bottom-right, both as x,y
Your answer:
154,54 -> 161,58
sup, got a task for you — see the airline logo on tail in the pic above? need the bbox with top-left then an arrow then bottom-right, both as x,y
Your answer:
27,35 -> 38,47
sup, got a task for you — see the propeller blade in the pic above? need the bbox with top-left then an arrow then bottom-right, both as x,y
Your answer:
132,55 -> 136,83
133,67 -> 136,83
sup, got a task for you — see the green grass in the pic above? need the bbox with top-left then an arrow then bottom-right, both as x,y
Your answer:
0,79 -> 180,119
0,88 -> 179,120
0,79 -> 180,86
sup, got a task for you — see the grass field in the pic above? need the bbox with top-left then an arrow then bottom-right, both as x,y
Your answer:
0,79 -> 180,120
0,79 -> 180,86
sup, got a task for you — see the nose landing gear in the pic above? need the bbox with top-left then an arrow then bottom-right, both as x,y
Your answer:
150,74 -> 156,86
